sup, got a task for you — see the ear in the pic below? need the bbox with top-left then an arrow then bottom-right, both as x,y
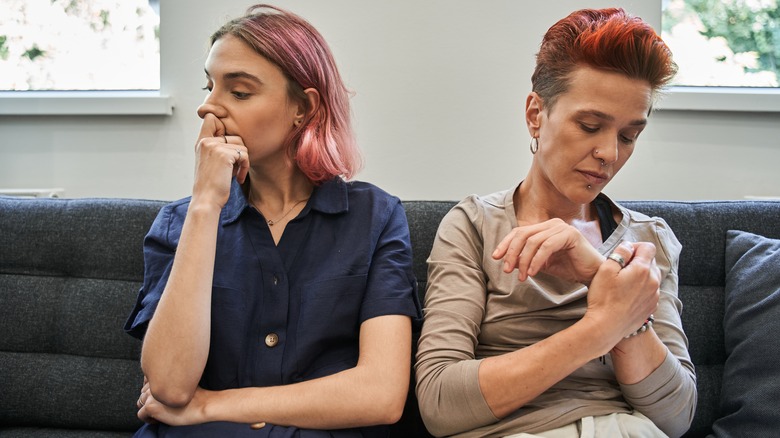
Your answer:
525,92 -> 544,136
295,88 -> 320,125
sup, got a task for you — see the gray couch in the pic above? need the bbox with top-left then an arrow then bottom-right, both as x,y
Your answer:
2,196 -> 780,437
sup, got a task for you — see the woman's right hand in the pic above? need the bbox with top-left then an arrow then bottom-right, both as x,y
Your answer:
191,112 -> 249,210
492,219 -> 604,284
584,241 -> 662,345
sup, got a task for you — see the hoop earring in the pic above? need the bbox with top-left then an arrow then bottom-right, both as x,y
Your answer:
530,137 -> 539,154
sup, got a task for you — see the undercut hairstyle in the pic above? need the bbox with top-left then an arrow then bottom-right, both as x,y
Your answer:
211,4 -> 361,183
531,8 -> 677,111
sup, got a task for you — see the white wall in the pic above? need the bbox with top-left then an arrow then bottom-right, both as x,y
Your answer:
1,0 -> 779,201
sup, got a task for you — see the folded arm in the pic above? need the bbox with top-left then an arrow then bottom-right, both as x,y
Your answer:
139,314 -> 412,429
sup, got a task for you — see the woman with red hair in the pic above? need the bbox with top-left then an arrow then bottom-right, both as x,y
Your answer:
125,4 -> 420,437
416,8 -> 696,437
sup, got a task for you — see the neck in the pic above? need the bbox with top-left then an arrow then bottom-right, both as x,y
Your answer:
515,171 -> 595,225
245,165 -> 314,212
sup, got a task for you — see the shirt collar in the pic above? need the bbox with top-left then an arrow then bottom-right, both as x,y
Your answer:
220,177 -> 349,225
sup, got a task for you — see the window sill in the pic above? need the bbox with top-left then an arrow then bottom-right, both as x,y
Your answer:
656,86 -> 780,113
0,91 -> 174,116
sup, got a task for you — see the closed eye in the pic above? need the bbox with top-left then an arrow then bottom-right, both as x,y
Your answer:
579,123 -> 598,133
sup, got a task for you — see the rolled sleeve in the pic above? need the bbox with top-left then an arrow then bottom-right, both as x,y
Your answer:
361,201 -> 421,324
123,202 -> 180,340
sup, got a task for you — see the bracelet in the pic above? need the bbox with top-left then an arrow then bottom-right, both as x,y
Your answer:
624,314 -> 654,339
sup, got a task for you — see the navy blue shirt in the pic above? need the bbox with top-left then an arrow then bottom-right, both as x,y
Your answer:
125,177 -> 421,438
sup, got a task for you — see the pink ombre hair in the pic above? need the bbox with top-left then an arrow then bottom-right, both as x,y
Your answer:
210,4 -> 361,183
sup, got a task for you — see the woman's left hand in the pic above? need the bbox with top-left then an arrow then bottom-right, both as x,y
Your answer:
492,218 -> 604,284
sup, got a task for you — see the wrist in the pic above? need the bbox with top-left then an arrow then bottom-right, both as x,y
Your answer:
580,255 -> 607,286
186,199 -> 223,218
624,314 -> 654,339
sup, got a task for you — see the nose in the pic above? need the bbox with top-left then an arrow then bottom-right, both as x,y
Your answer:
196,92 -> 227,120
595,137 -> 619,165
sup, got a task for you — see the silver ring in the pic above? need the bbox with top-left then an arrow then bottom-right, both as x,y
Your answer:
138,396 -> 144,407
236,150 -> 241,160
607,252 -> 626,269
223,135 -> 228,143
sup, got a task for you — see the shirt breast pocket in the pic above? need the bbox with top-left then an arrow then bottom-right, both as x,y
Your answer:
297,274 -> 368,377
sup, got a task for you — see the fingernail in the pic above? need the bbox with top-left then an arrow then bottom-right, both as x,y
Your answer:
504,261 -> 510,272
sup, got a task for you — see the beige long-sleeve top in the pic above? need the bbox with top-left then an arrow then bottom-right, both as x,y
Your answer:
414,189 -> 697,438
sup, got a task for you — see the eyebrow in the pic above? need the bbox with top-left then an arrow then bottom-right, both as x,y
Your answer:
204,69 -> 264,85
575,109 -> 647,127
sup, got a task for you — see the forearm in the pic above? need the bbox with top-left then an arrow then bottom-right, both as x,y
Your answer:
479,315 -> 617,418
610,328 -> 668,384
141,203 -> 221,406
204,315 -> 412,429
205,366 -> 405,428
618,350 -> 697,437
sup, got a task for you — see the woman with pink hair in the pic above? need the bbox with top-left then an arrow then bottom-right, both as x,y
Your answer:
125,4 -> 420,437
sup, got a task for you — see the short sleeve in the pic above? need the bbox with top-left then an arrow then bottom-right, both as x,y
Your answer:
360,199 -> 421,325
123,203 -> 180,340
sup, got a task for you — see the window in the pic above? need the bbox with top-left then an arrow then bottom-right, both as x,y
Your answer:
659,0 -> 780,112
0,0 -> 160,91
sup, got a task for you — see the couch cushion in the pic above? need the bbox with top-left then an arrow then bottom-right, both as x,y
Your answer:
710,230 -> 780,437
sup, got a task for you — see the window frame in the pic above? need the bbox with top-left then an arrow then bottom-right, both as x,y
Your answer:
656,86 -> 780,113
657,1 -> 780,113
0,90 -> 172,116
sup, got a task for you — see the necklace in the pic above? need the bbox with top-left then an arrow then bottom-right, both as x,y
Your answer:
264,198 -> 308,226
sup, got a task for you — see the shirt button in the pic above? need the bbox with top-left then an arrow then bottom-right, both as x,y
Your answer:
265,333 -> 279,347
273,275 -> 278,285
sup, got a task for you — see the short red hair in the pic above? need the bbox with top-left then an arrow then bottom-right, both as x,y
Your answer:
532,8 -> 677,110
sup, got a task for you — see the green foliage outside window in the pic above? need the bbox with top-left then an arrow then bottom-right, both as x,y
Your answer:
0,0 -> 159,91
662,0 -> 779,87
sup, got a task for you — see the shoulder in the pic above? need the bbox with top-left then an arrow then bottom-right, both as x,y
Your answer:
444,189 -> 512,227
343,179 -> 404,217
147,196 -> 191,237
345,179 -> 400,203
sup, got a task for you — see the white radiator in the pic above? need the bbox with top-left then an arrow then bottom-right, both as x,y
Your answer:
0,188 -> 65,198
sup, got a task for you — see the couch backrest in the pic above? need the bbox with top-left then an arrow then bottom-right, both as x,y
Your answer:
4,197 -> 780,436
620,200 -> 780,437
0,197 -> 165,432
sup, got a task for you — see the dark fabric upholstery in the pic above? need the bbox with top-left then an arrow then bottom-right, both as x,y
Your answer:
1,197 -> 165,436
3,196 -> 780,437
711,230 -> 780,437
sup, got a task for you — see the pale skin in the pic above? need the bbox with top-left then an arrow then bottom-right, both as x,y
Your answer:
479,66 -> 669,419
136,34 -> 411,429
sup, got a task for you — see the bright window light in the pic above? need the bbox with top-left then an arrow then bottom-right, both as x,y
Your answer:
661,0 -> 779,88
0,0 -> 160,91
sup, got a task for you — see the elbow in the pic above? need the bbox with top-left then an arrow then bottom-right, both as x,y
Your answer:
375,403 -> 404,426
419,409 -> 456,438
150,385 -> 195,408
145,378 -> 196,408
416,392 -> 464,437
371,382 -> 408,425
